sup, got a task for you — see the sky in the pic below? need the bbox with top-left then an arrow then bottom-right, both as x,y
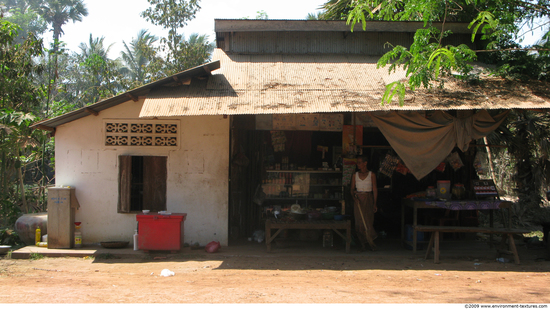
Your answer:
57,0 -> 327,57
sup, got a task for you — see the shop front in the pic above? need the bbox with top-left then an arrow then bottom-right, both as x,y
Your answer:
228,109 -> 512,250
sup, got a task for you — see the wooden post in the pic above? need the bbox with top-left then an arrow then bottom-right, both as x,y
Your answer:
265,219 -> 272,252
434,231 -> 440,264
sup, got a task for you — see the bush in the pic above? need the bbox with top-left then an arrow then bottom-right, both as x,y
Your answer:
0,228 -> 22,247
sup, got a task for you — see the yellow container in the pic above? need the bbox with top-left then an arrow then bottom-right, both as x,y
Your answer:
35,227 -> 41,245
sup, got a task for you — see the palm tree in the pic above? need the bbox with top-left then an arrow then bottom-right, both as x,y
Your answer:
187,33 -> 215,55
321,0 -> 353,20
36,0 -> 88,53
78,34 -> 112,60
306,11 -> 326,20
73,34 -> 121,105
120,29 -> 159,86
34,0 -> 87,114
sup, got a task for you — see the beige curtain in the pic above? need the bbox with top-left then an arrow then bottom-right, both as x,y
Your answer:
370,110 -> 509,180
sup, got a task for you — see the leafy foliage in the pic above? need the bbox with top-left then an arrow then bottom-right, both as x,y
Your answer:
0,19 -> 49,226
120,29 -> 160,88
140,0 -> 212,75
0,228 -> 22,246
333,0 -> 550,107
140,0 -> 200,36
2,6 -> 47,44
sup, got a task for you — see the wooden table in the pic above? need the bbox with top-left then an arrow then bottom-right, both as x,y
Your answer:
401,199 -> 512,252
265,219 -> 351,253
416,225 -> 530,264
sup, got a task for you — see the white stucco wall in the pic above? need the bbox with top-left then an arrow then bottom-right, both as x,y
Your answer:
54,98 -> 230,246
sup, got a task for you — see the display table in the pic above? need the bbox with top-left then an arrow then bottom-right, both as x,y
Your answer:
265,219 -> 351,253
416,225 -> 530,264
401,199 -> 512,252
136,213 -> 187,253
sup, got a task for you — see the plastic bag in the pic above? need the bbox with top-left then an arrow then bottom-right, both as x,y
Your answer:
474,151 -> 487,175
252,230 -> 265,243
446,152 -> 464,171
205,241 -> 221,253
379,153 -> 399,178
160,269 -> 175,277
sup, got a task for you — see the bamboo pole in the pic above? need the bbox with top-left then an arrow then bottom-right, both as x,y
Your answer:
356,199 -> 376,250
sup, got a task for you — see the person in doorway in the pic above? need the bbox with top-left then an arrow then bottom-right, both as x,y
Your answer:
350,156 -> 378,250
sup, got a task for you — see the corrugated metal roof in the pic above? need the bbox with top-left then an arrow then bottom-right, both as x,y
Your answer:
31,61 -> 220,130
139,49 -> 550,117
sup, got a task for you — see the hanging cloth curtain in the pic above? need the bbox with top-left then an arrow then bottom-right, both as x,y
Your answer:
370,110 -> 509,180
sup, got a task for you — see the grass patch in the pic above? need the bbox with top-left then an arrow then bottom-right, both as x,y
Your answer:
29,253 -> 44,260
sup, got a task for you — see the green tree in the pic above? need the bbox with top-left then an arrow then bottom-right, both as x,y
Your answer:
71,34 -> 123,106
35,0 -> 88,115
0,20 -> 43,113
321,0 -> 352,20
0,20 -> 47,224
187,33 -> 214,54
344,0 -> 550,104
120,29 -> 159,88
1,0 -> 48,44
306,11 -> 326,20
141,0 -> 214,76
35,0 -> 88,54
161,32 -> 212,76
140,0 -> 200,42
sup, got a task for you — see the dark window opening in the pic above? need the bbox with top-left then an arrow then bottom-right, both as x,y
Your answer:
118,155 -> 167,213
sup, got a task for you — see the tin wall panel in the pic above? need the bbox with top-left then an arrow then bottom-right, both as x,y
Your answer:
226,31 -> 415,55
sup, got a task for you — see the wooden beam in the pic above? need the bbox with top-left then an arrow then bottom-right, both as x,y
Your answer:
358,145 -> 392,149
35,124 -> 55,132
127,93 -> 139,102
85,108 -> 99,116
173,76 -> 192,85
472,144 -> 507,148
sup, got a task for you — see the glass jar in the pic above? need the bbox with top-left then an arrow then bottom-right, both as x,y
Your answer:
426,186 -> 436,199
452,183 -> 466,200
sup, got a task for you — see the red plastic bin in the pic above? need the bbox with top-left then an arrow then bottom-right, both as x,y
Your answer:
136,213 -> 187,252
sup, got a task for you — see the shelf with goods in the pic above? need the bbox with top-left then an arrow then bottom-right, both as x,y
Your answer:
261,170 -> 344,212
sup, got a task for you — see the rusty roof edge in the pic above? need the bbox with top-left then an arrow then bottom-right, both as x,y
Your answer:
31,61 -> 220,130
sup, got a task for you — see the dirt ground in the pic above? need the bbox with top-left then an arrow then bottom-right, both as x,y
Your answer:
1,247 -> 550,304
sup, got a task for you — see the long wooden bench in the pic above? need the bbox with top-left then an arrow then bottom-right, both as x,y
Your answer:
265,219 -> 351,253
415,225 -> 531,264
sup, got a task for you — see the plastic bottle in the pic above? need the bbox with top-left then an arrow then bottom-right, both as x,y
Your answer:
74,225 -> 82,248
133,229 -> 139,251
35,227 -> 41,246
